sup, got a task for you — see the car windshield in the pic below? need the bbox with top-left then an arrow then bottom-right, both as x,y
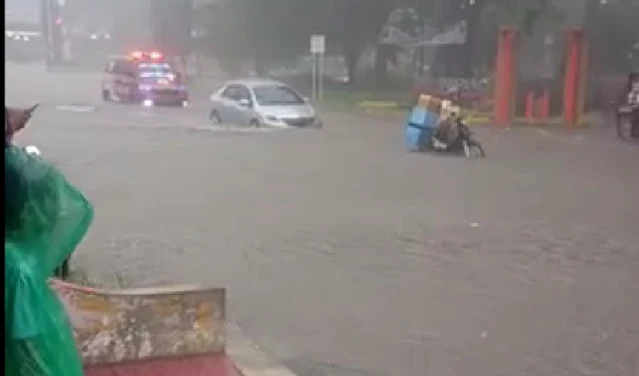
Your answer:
137,63 -> 174,80
253,85 -> 304,105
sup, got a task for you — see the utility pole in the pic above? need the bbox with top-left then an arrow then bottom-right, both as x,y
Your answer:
40,0 -> 65,68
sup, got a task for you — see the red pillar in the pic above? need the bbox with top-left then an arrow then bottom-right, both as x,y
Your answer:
563,29 -> 584,126
494,28 -> 518,126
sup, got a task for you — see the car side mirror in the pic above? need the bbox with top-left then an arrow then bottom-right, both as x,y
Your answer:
302,96 -> 310,102
238,98 -> 251,107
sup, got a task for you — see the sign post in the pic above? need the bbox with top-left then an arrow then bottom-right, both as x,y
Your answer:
310,34 -> 326,100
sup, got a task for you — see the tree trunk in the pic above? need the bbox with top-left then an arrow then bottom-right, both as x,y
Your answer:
374,44 -> 391,89
461,12 -> 479,77
218,55 -> 242,76
415,46 -> 425,76
254,58 -> 265,77
433,46 -> 455,77
344,47 -> 360,86
461,0 -> 486,78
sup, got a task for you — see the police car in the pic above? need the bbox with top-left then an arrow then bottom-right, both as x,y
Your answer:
101,51 -> 189,107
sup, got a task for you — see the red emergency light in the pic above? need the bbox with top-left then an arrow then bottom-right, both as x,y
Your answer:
129,51 -> 163,61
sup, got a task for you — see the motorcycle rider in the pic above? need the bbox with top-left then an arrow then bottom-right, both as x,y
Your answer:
433,102 -> 462,150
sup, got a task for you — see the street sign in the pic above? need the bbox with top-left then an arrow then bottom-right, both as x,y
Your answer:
310,35 -> 325,100
310,34 -> 326,54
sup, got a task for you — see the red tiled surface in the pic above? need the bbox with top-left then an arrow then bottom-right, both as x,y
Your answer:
85,354 -> 242,376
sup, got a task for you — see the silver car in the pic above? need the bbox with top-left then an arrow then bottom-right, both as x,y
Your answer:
209,79 -> 322,128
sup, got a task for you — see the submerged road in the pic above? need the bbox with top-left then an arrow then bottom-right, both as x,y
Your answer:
7,62 -> 639,376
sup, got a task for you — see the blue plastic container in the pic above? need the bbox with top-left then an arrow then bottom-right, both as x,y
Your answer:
405,107 -> 439,151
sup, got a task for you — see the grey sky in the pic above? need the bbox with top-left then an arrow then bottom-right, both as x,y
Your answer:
6,0 -> 40,24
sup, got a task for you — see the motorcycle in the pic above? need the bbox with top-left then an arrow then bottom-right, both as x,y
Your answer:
431,116 -> 486,158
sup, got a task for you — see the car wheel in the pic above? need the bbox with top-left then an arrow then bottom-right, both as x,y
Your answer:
249,119 -> 261,127
102,88 -> 110,101
210,110 -> 222,124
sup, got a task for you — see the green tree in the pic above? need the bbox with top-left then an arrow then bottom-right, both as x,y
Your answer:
429,0 -> 560,77
202,0 -> 314,74
589,0 -> 639,73
200,0 -> 415,84
318,0 -> 398,86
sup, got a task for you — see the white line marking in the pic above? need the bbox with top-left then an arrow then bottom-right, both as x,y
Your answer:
55,105 -> 96,113
534,128 -> 552,137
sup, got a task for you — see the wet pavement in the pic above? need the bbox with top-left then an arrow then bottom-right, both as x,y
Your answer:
7,63 -> 639,376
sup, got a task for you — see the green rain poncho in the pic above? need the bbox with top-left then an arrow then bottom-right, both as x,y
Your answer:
5,145 -> 94,376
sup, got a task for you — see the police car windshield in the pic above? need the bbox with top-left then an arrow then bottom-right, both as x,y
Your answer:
137,62 -> 173,78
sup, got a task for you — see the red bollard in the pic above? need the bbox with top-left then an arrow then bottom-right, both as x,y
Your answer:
538,90 -> 550,120
525,91 -> 535,120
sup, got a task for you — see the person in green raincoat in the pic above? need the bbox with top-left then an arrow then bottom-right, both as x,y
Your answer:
5,106 -> 94,376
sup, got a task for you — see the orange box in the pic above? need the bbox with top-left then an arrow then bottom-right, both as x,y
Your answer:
417,94 -> 443,113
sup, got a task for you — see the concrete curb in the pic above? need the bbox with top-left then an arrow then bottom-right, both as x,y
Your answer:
352,102 -> 600,127
227,323 -> 298,376
321,103 -> 493,126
